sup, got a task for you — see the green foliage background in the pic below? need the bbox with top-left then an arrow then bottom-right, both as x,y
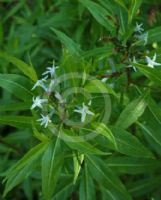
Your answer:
1,0 -> 161,199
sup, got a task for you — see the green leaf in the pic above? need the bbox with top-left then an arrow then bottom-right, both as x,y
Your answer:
0,74 -> 33,101
3,142 -> 48,196
81,44 -> 114,59
0,116 -> 33,128
107,126 -> 154,158
93,123 -> 117,148
0,52 -> 37,81
79,0 -> 115,32
73,153 -> 84,184
106,156 -> 160,174
42,137 -> 63,200
51,28 -> 82,55
0,102 -> 30,112
79,163 -> 95,200
52,176 -> 74,200
138,121 -> 161,155
114,0 -> 128,11
128,176 -> 161,197
86,155 -> 132,200
128,0 -> 142,25
147,97 -> 161,124
32,125 -> 49,142
118,6 -> 128,37
116,94 -> 148,129
85,79 -> 117,97
148,26 -> 161,44
61,129 -> 109,155
133,63 -> 161,85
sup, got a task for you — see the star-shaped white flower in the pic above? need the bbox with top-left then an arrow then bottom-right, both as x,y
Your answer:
145,53 -> 161,68
42,61 -> 59,77
135,22 -> 144,34
47,79 -> 56,93
31,96 -> 48,110
37,114 -> 51,128
137,32 -> 148,45
31,76 -> 48,91
74,102 -> 94,123
55,92 -> 65,104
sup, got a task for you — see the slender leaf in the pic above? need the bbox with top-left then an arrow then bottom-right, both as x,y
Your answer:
79,163 -> 95,200
128,0 -> 142,25
42,137 -> 63,200
0,102 -> 30,111
133,63 -> 161,85
148,26 -> 161,44
0,116 -> 33,128
106,156 -> 160,174
79,0 -> 115,32
0,52 -> 37,81
51,28 -> 82,55
116,94 -> 148,129
3,142 -> 48,196
128,176 -> 161,197
86,155 -> 132,200
107,126 -> 154,158
0,74 -> 33,101
61,129 -> 109,155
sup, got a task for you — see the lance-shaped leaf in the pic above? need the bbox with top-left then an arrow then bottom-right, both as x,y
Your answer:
128,0 -> 142,25
0,52 -> 37,81
106,156 -> 161,174
86,155 -> 132,200
73,152 -> 84,184
3,142 -> 48,196
61,128 -> 109,155
92,123 -> 117,148
42,136 -> 63,200
138,119 -> 161,156
0,116 -> 33,128
0,102 -> 30,112
79,0 -> 115,32
51,28 -> 82,56
116,94 -> 148,129
148,26 -> 161,44
133,63 -> 161,86
128,176 -> 161,197
0,74 -> 33,101
98,126 -> 154,158
81,44 -> 114,59
52,175 -> 74,200
85,79 -> 117,97
147,97 -> 161,124
79,163 -> 95,200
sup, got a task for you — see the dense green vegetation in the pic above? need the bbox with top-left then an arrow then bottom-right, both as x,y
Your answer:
1,0 -> 161,199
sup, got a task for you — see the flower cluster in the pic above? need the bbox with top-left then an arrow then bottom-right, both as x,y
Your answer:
31,61 -> 94,128
134,22 -> 148,45
128,22 -> 161,70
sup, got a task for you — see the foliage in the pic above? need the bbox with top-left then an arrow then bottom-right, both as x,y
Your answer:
1,0 -> 161,199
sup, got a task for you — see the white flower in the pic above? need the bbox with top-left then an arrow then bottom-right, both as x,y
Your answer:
137,32 -> 148,45
47,79 -> 56,93
55,92 -> 65,103
31,76 -> 48,91
31,96 -> 48,109
101,78 -> 108,83
135,22 -> 144,34
42,61 -> 59,77
145,53 -> 161,68
37,114 -> 51,128
74,102 -> 94,123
